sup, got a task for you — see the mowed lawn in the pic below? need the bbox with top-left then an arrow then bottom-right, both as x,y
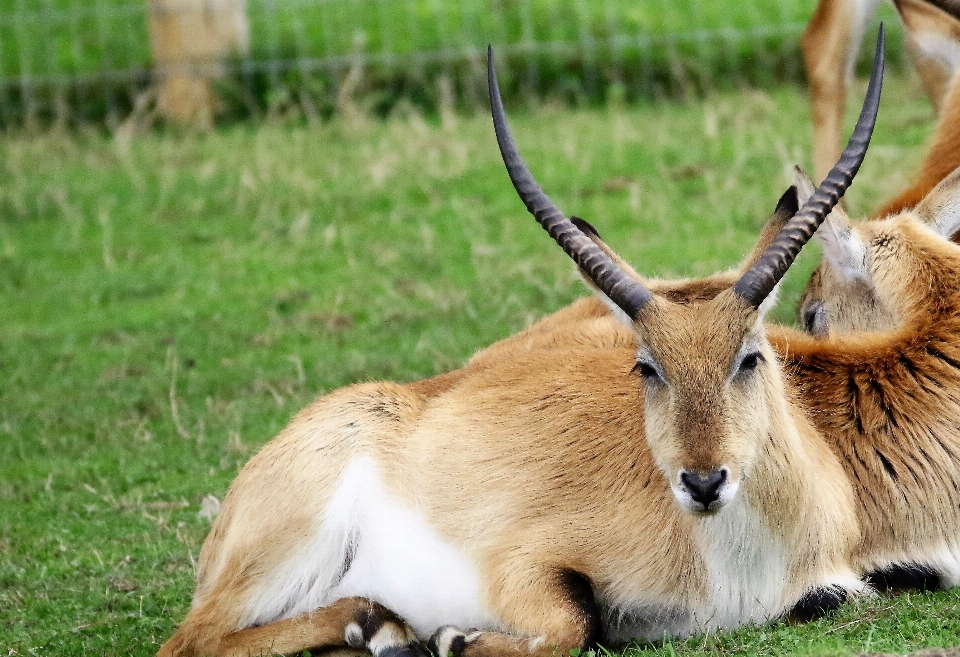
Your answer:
2,74 -> 960,656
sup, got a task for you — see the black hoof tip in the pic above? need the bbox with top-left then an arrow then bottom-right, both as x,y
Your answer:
790,585 -> 847,622
427,626 -> 468,657
865,563 -> 942,593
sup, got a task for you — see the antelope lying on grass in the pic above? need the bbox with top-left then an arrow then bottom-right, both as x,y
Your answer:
778,165 -> 960,590
561,167 -> 960,595
158,34 -> 884,657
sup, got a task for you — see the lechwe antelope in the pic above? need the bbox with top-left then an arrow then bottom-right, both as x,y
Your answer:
158,33 -> 885,657
768,164 -> 960,591
804,0 -> 960,183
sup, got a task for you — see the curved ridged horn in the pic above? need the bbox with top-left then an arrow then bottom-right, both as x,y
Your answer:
734,23 -> 885,307
487,45 -> 653,318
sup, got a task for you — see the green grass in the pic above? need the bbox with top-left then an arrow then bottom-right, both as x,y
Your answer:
0,1 -> 907,125
0,0 -> 813,79
2,74 -> 958,655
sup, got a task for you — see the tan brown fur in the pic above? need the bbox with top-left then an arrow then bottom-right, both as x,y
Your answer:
780,208 -> 960,580
872,62 -> 960,218
803,0 -> 862,182
161,266 -> 857,655
475,174 -> 960,590
160,223 -> 865,657
464,184 -> 960,595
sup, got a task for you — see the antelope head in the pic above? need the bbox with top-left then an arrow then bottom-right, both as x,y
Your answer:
487,28 -> 884,514
798,162 -> 960,336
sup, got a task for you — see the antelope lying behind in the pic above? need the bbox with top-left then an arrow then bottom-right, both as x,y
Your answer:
158,33 -> 884,657
781,165 -> 960,590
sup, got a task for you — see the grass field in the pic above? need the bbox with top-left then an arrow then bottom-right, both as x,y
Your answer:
2,73 -> 960,655
0,0 -> 815,78
0,1 -> 907,125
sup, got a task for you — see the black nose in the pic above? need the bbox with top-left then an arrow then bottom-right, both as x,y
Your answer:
680,469 -> 727,508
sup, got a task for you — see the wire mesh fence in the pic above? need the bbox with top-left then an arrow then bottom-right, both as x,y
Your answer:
0,0 -> 905,129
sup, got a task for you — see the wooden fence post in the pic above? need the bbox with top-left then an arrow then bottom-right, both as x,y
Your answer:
147,0 -> 250,128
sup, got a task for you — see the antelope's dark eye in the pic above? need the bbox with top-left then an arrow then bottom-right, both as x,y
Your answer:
802,301 -> 829,337
738,352 -> 763,372
631,361 -> 661,381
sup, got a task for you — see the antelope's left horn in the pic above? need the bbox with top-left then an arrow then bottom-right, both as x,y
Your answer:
487,45 -> 653,319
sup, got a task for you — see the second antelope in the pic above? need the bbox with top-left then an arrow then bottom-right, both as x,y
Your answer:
157,32 -> 885,657
770,164 -> 960,590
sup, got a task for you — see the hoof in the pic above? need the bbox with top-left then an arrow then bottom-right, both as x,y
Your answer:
866,563 -> 942,593
789,585 -> 847,622
428,626 -> 475,657
344,603 -> 425,657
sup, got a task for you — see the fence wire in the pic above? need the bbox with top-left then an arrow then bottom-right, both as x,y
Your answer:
0,0 -> 904,128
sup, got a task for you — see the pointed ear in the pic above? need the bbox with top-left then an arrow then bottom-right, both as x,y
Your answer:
913,166 -> 960,238
793,165 -> 817,208
737,184 -> 799,273
570,217 -> 639,326
793,165 -> 870,281
815,204 -> 870,281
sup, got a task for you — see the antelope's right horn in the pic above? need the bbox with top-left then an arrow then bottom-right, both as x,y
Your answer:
734,24 -> 885,307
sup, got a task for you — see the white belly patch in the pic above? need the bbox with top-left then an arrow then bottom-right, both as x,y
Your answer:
321,457 -> 500,637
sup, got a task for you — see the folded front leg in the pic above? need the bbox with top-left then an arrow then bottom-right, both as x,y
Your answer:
428,567 -> 601,657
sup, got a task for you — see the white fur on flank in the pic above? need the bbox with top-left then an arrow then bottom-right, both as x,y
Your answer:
929,545 -> 960,588
239,492 -> 355,628
241,457 -> 500,636
324,457 -> 501,638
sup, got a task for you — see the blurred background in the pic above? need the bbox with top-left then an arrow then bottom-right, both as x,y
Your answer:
0,0 -> 902,129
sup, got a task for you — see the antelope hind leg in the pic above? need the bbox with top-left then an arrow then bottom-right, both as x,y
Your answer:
164,597 -> 428,657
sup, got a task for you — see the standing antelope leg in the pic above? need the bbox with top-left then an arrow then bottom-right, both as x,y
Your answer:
872,0 -> 960,216
426,568 -> 601,657
160,597 -> 426,657
896,0 -> 960,109
870,68 -> 960,215
803,0 -> 882,181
